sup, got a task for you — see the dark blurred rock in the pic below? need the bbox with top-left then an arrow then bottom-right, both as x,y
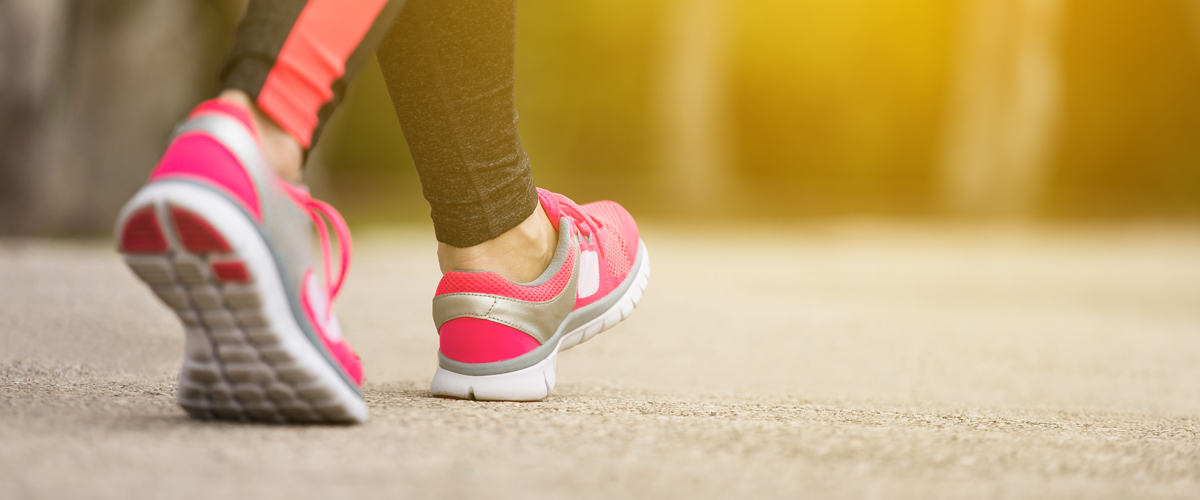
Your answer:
0,0 -> 69,234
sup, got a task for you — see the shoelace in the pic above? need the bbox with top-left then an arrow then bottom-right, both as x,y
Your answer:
281,183 -> 352,322
537,188 -> 604,250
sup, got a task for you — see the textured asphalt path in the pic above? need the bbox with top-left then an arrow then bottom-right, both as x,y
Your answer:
3,223 -> 1199,499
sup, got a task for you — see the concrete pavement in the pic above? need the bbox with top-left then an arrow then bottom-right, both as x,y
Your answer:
2,222 -> 1199,499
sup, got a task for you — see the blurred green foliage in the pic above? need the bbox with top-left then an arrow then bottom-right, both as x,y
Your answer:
311,0 -> 1200,224
312,0 -> 669,224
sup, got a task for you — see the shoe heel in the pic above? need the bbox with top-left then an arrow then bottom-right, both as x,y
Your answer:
430,350 -> 559,402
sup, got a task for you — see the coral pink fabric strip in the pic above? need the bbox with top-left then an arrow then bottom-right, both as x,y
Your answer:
257,0 -> 390,148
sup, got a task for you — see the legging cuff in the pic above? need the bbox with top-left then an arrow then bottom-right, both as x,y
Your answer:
428,172 -> 538,248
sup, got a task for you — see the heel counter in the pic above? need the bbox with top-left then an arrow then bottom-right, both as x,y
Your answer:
149,132 -> 262,221
439,317 -> 541,364
187,99 -> 257,133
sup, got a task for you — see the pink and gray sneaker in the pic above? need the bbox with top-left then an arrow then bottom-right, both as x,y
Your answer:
114,99 -> 367,423
430,188 -> 651,401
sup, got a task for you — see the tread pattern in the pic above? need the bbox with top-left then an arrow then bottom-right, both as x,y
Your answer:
120,201 -> 360,424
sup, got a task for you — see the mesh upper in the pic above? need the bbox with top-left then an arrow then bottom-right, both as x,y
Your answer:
435,245 -> 576,302
584,201 -> 632,278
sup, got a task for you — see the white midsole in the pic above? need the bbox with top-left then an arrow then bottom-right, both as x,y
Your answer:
430,240 -> 651,401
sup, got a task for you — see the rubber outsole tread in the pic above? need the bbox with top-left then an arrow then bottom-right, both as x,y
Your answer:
117,189 -> 364,424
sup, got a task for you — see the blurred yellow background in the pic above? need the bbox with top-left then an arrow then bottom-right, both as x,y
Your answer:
3,0 -> 1200,233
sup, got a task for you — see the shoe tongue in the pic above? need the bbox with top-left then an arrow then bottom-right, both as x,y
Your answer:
537,188 -> 591,237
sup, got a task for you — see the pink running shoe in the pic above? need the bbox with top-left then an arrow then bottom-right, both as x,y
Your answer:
430,188 -> 651,401
114,99 -> 367,423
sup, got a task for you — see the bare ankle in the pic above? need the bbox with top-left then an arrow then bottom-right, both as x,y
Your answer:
438,206 -> 558,283
217,89 -> 304,183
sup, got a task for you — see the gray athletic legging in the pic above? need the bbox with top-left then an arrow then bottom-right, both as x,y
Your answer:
220,0 -> 537,248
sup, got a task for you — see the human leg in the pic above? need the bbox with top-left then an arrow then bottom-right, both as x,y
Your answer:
221,0 -> 406,180
376,0 -> 651,400
114,0 -> 405,423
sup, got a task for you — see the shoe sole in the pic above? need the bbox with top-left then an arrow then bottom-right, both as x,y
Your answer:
115,181 -> 368,424
429,239 -> 651,401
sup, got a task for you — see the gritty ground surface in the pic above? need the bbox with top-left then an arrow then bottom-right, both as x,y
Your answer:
3,222 -> 1200,499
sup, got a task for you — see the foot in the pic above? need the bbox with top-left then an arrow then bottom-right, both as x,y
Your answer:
114,98 -> 367,424
436,205 -> 557,283
216,89 -> 304,183
429,188 -> 651,401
